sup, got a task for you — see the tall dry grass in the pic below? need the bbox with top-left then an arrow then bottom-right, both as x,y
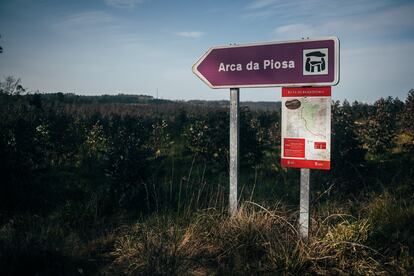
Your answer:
109,201 -> 405,275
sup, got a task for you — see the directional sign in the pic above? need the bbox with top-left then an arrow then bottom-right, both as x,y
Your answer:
192,37 -> 339,88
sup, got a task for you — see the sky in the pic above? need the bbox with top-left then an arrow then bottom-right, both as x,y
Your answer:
0,0 -> 413,103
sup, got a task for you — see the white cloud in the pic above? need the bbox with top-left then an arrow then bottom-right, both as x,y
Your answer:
177,31 -> 205,38
245,0 -> 396,20
337,41 -> 414,102
104,0 -> 144,8
272,3 -> 414,40
54,11 -> 114,29
247,0 -> 279,10
274,24 -> 315,37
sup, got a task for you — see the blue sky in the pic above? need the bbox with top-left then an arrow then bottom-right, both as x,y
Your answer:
0,0 -> 413,102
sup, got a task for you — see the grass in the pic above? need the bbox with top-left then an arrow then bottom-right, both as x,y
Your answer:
108,198 -> 411,275
365,191 -> 414,272
1,167 -> 413,275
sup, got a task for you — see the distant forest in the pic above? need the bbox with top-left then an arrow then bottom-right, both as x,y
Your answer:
1,76 -> 413,214
1,76 -> 413,274
25,90 -> 282,111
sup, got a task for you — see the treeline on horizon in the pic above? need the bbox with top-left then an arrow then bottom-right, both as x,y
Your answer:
1,76 -> 414,274
31,92 -> 282,113
16,88 -> 281,111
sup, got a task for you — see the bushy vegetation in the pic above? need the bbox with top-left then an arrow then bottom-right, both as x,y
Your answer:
0,76 -> 413,274
110,200 -> 412,275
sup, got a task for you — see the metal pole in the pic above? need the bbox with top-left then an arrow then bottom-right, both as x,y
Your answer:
299,168 -> 310,239
229,88 -> 239,216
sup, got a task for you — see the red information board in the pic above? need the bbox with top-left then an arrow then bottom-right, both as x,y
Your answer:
281,87 -> 331,170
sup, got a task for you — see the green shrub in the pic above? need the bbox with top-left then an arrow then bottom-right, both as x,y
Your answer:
366,192 -> 414,272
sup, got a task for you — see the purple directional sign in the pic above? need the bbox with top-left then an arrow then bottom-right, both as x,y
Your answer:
192,37 -> 339,88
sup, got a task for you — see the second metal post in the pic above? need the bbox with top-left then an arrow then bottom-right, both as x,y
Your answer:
229,88 -> 239,216
299,168 -> 310,239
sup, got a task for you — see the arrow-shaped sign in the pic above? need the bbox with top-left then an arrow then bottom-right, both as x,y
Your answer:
192,37 -> 339,89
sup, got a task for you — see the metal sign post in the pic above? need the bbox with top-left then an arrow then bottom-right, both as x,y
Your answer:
229,88 -> 239,216
299,168 -> 310,239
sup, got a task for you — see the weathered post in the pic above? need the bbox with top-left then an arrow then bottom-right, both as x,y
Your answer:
229,87 -> 239,216
299,168 -> 310,239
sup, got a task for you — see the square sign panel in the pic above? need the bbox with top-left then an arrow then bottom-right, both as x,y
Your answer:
303,48 -> 329,76
281,87 -> 331,170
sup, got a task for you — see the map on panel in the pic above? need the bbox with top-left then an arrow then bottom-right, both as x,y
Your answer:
283,97 -> 330,161
281,87 -> 331,170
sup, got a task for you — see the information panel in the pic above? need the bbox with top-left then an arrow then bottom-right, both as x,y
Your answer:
281,87 -> 331,170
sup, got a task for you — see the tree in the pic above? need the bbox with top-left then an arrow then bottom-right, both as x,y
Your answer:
240,108 -> 265,168
150,119 -> 171,158
183,111 -> 229,168
0,76 -> 25,95
401,89 -> 414,153
362,97 -> 403,155
106,116 -> 153,211
403,89 -> 414,135
351,100 -> 371,121
331,101 -> 366,173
